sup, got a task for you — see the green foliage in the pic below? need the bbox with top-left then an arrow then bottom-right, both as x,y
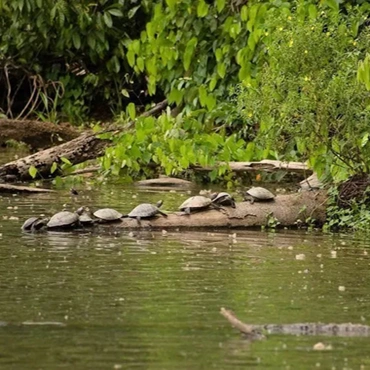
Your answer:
325,187 -> 370,231
28,165 -> 38,179
236,3 -> 370,181
0,0 -> 152,121
101,110 -> 257,182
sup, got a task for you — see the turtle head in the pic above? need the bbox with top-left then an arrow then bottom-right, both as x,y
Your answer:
76,206 -> 86,215
156,200 -> 163,208
210,192 -> 219,200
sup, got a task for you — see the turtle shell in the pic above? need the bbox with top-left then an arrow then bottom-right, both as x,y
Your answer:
79,212 -> 94,224
47,211 -> 80,228
211,192 -> 236,207
246,187 -> 275,200
128,203 -> 160,218
21,217 -> 40,231
179,196 -> 212,211
93,208 -> 123,221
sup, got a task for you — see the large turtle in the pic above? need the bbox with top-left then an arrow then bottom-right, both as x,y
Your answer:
178,195 -> 213,214
47,210 -> 82,229
244,187 -> 275,204
211,192 -> 236,208
21,217 -> 48,232
128,200 -> 167,221
93,208 -> 123,223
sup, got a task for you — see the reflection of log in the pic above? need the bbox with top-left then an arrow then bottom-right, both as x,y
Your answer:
0,119 -> 79,150
0,183 -> 55,193
0,132 -> 110,181
221,308 -> 370,339
104,191 -> 327,230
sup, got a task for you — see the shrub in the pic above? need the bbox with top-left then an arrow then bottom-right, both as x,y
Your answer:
236,3 -> 370,181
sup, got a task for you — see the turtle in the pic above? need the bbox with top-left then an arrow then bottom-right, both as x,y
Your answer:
93,208 -> 123,223
76,207 -> 94,226
47,210 -> 81,229
244,187 -> 275,204
128,200 -> 167,221
178,195 -> 213,214
211,192 -> 236,208
21,217 -> 48,232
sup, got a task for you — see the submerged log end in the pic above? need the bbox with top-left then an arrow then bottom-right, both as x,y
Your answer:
220,308 -> 265,340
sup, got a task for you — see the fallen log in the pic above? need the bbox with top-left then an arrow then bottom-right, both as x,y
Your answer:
99,191 -> 327,230
0,100 -> 169,182
192,159 -> 311,175
0,119 -> 79,150
220,308 -> 370,339
0,132 -> 110,181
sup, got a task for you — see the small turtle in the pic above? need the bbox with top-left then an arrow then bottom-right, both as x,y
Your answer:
21,217 -> 47,232
128,200 -> 167,221
211,192 -> 236,208
93,208 -> 123,223
76,207 -> 94,225
47,210 -> 81,229
179,195 -> 213,214
244,187 -> 275,204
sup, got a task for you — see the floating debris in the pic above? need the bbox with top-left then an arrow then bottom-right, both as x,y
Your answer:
313,342 -> 332,351
295,254 -> 306,260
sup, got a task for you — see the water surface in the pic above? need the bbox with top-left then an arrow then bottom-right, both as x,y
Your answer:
0,173 -> 370,369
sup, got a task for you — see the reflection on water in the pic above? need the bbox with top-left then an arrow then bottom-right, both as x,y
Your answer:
0,185 -> 370,369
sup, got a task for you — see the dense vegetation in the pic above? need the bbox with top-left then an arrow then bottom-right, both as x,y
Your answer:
4,0 -> 370,229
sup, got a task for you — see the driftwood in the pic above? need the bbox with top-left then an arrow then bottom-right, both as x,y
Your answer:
135,176 -> 194,188
99,191 -> 326,230
220,308 -> 370,339
0,183 -> 55,193
0,119 -> 79,150
0,132 -> 110,181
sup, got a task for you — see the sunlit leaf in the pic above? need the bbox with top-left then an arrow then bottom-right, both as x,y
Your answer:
50,162 -> 58,174
29,165 -> 38,179
127,102 -> 136,120
61,157 -> 72,165
197,0 -> 208,18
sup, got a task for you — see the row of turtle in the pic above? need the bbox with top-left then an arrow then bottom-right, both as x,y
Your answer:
21,187 -> 275,232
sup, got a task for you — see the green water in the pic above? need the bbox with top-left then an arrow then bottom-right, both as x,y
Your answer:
0,177 -> 370,369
